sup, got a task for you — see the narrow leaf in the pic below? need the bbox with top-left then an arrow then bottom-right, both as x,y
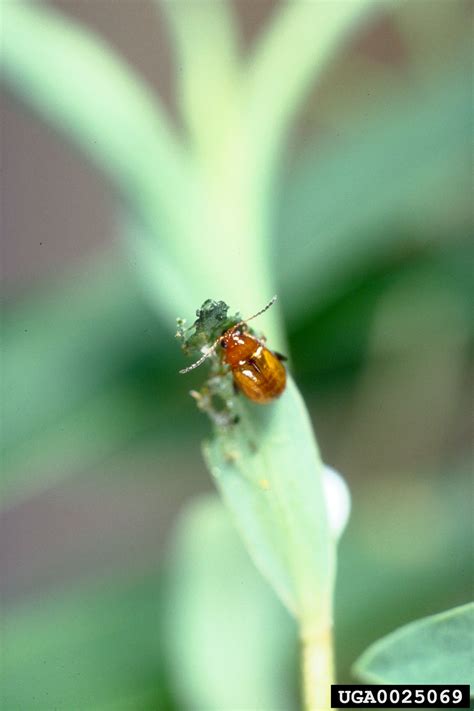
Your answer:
164,494 -> 298,711
246,0 -> 391,178
1,1 -> 185,189
1,2 -> 190,265
159,0 -> 240,154
203,377 -> 335,630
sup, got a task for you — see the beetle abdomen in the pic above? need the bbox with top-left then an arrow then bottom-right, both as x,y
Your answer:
233,348 -> 286,403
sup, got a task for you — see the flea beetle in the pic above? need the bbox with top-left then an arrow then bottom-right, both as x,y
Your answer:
180,296 -> 287,404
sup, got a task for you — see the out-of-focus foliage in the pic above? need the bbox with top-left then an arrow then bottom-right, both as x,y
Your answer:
354,603 -> 474,686
2,574 -> 174,710
279,57 -> 471,318
164,495 -> 298,711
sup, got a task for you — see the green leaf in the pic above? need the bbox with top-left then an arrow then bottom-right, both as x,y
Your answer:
1,0 -> 186,227
0,2 -> 283,334
164,494 -> 298,711
353,603 -> 474,686
2,382 -> 154,510
0,251 -> 199,508
203,377 -> 335,631
278,56 -> 471,318
0,252 -> 167,508
1,576 -> 172,710
2,255 -> 153,451
159,0 -> 240,154
246,0 -> 391,181
1,2 -> 202,325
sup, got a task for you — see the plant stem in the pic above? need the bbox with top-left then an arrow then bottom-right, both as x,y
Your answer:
301,622 -> 335,711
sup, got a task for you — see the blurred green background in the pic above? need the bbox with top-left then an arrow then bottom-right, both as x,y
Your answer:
1,1 -> 473,709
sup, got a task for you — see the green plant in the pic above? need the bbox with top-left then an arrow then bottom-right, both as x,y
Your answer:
354,603 -> 474,686
2,2 -> 472,709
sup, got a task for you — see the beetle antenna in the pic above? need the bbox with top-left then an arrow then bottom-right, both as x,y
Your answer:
179,336 -> 221,374
179,296 -> 277,374
234,295 -> 277,330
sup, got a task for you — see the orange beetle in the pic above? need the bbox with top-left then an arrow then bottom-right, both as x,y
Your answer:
180,296 -> 286,404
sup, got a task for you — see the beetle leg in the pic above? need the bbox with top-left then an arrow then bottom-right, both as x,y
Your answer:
274,351 -> 288,362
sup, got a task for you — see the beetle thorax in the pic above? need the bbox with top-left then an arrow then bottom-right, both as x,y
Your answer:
221,326 -> 258,367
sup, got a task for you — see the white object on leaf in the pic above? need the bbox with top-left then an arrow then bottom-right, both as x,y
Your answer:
322,465 -> 351,540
